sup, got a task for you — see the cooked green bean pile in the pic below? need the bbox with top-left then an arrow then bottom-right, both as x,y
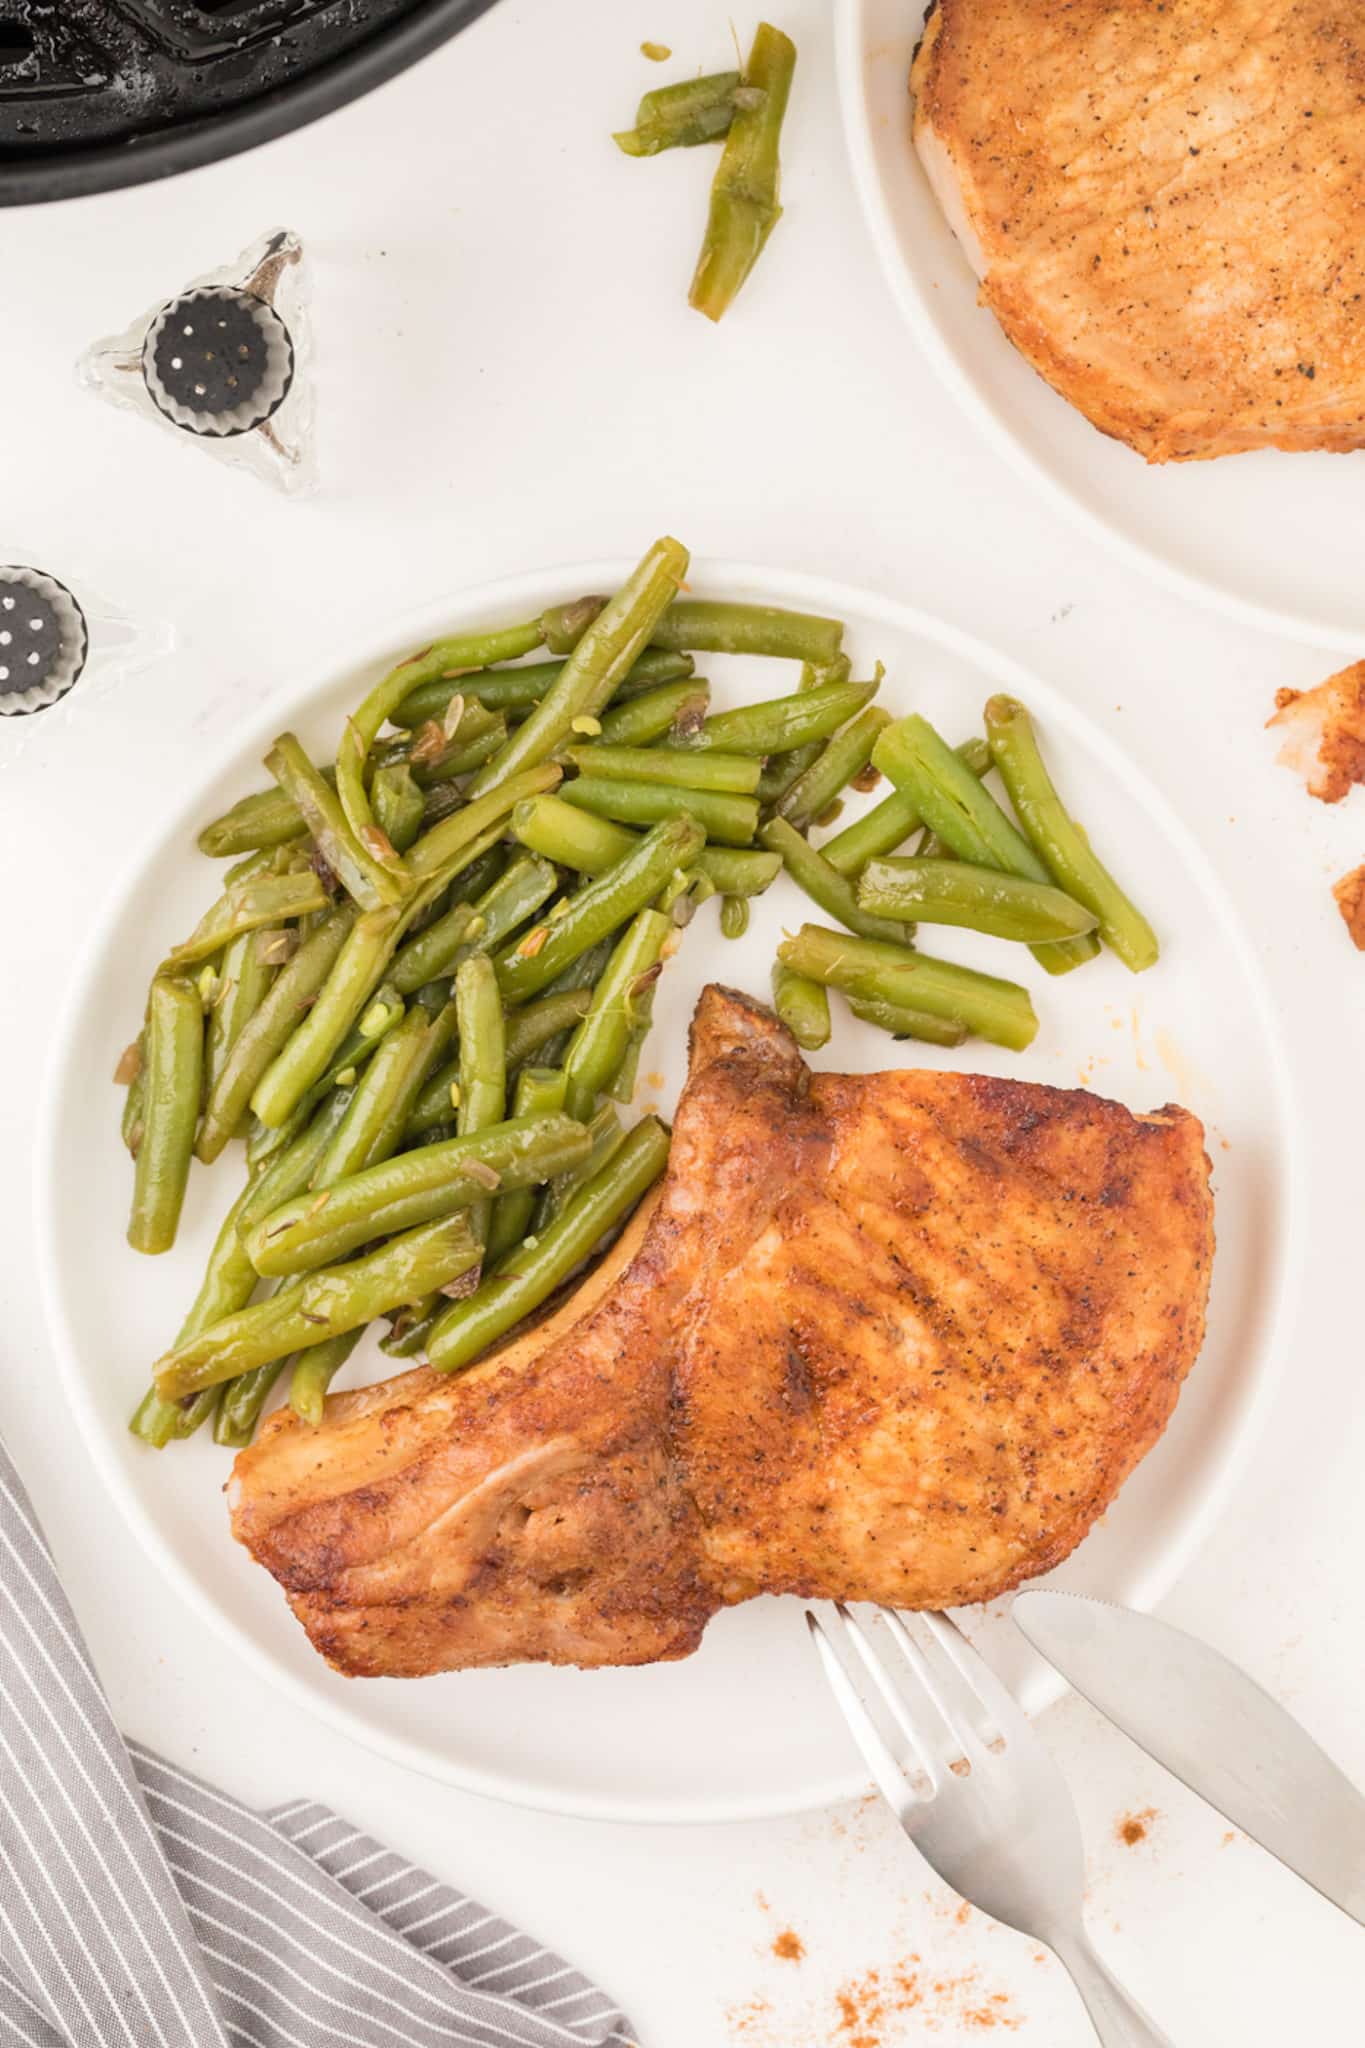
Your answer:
117,532 -> 1156,1456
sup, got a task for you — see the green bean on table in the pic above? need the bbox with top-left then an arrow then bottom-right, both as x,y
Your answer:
467,538 -> 689,798
426,1116 -> 671,1374
614,69 -> 742,155
561,775 -> 756,846
247,1111 -> 592,1278
871,715 -> 1100,977
155,1214 -> 484,1399
778,923 -> 1038,1052
495,815 -> 704,1003
983,694 -> 1159,972
818,737 -> 990,876
128,977 -> 204,1256
689,23 -> 798,323
856,856 -> 1100,943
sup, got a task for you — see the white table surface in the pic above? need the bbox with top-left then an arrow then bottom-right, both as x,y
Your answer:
3,2 -> 1363,2041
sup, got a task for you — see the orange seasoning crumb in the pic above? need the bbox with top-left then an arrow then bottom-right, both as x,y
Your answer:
1116,1805 -> 1158,1847
772,1929 -> 805,1962
1268,661 -> 1365,803
1332,864 -> 1365,949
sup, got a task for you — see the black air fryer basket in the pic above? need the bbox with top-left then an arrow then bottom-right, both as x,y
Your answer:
0,0 -> 498,205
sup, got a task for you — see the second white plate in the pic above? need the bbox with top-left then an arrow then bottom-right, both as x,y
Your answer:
837,0 -> 1365,654
39,560 -> 1302,1823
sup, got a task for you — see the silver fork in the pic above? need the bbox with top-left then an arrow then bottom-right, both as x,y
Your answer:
807,1604 -> 1175,2048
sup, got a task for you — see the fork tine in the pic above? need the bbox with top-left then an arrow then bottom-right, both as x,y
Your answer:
831,1604 -> 944,1794
806,1610 -> 924,1823
917,1611 -> 1020,1747
882,1610 -> 996,1768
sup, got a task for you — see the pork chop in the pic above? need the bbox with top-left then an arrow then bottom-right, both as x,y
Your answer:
912,0 -> 1365,461
230,986 -> 1214,1675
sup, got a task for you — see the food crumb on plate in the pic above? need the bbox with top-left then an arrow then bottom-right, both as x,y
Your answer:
1332,864 -> 1365,949
1116,1805 -> 1159,1847
1267,662 -> 1365,803
772,1928 -> 805,1962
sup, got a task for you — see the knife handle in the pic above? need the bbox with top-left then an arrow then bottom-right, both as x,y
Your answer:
1052,1932 -> 1176,2048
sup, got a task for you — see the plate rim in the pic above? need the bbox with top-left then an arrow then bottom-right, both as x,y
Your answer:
36,555 -> 1308,1825
833,0 -> 1365,657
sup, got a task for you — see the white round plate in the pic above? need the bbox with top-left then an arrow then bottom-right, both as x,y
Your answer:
836,0 -> 1365,655
39,560 -> 1302,1824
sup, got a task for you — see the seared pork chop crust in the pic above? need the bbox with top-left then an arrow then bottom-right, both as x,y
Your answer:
230,987 -> 1214,1674
913,0 -> 1365,462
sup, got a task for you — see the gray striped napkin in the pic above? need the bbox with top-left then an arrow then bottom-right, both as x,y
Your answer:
0,1440 -> 638,2048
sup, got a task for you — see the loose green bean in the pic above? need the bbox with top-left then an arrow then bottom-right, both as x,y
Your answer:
562,775 -> 756,846
719,896 -> 750,940
565,743 -> 760,795
872,716 -> 1100,976
983,695 -> 1159,972
758,815 -> 906,946
427,1116 -> 670,1373
163,869 -> 327,971
495,816 -> 704,1003
247,1112 -> 592,1277
775,704 -> 890,833
771,960 -> 830,1050
665,677 -> 877,758
689,24 -> 797,322
562,910 -> 670,1121
198,906 -> 357,1163
856,856 -> 1099,942
265,733 -> 401,909
845,994 -> 968,1048
128,978 -> 204,1255
597,681 -> 710,748
155,1214 -> 483,1399
778,923 -> 1038,1052
697,846 -> 783,896
614,70 -> 741,155
468,539 -> 689,797
819,737 -> 991,876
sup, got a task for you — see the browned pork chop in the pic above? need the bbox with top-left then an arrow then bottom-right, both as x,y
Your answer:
913,0 -> 1365,462
230,987 -> 1214,1676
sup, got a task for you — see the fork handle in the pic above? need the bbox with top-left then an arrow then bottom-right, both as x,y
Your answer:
1051,1931 -> 1175,2048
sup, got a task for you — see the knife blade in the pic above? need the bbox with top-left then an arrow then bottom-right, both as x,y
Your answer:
1013,1589 -> 1365,1930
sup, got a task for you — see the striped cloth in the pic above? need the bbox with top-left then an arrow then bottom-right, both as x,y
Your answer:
0,1440 -> 638,2048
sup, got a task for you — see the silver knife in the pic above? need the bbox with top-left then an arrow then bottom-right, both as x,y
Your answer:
1012,1589 -> 1365,1930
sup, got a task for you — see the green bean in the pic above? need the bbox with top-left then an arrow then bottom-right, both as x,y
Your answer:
202,930 -> 278,1118
162,869 -> 326,972
562,776 -> 755,846
666,677 -> 877,758
288,1328 -> 365,1427
819,738 -> 991,876
872,716 -> 1100,977
657,596 -> 838,663
615,69 -> 742,154
720,896 -> 750,939
468,539 -> 689,798
454,955 -> 507,1247
496,815 -> 704,1003
562,910 -> 670,1121
512,793 -> 635,875
389,649 -> 694,730
845,994 -> 969,1048
155,1214 -> 483,1399
248,1112 -> 592,1277
536,1102 -> 626,1228
755,658 -> 846,807
597,682 -> 710,748
265,733 -> 401,909
370,763 -> 426,854
128,978 -> 204,1255
689,23 -> 797,321
698,847 -> 783,897
482,1067 -> 568,1271
249,901 -> 411,1129
565,743 -> 760,796
415,731 -> 509,816
405,762 -> 561,884
856,856 -> 1099,942
778,923 -> 1038,1052
130,1170 -> 260,1446
391,854 -> 556,996
120,1034 -> 147,1156
771,960 -> 830,1050
375,698 -> 504,777
539,595 -> 607,655
427,1116 -> 670,1373
213,1364 -> 287,1446
405,991 -> 592,1143
197,906 -> 357,1163
320,1003 -> 452,1182
775,704 -> 890,833
608,973 -> 656,1102
757,815 -> 904,945
198,784 -> 311,858
372,618 -> 548,710
983,695 -> 1159,972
